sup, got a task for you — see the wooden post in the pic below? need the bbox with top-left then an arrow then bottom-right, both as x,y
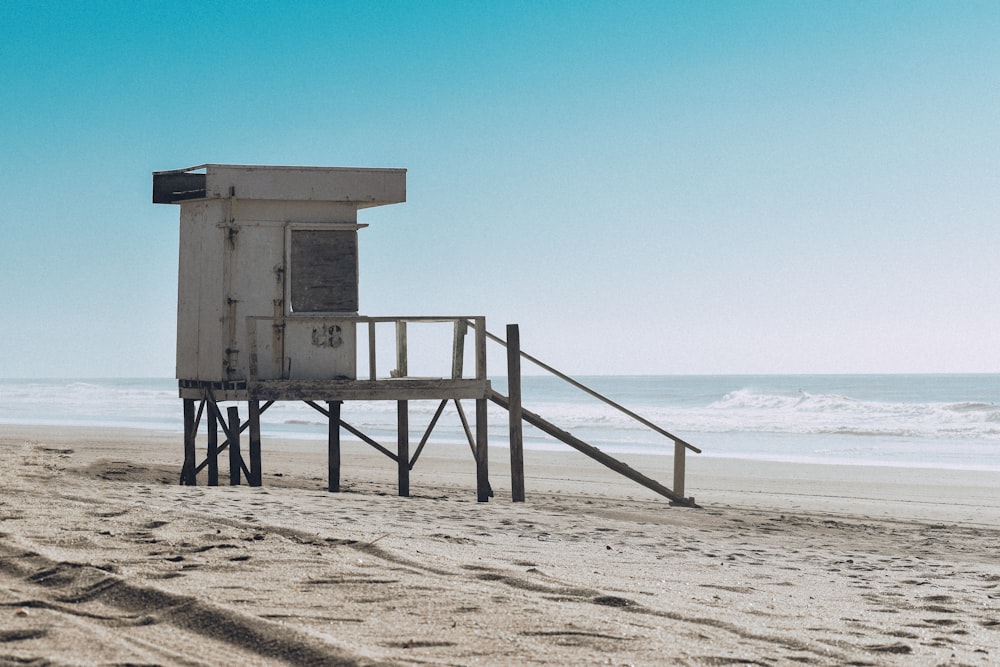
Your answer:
248,400 -> 262,487
228,406 -> 241,486
474,317 -> 487,381
182,399 -> 197,486
476,398 -> 489,502
673,439 -> 686,500
452,320 -> 467,379
397,400 -> 409,496
207,405 -> 219,486
395,321 -> 407,377
368,320 -> 377,380
506,324 -> 525,502
328,401 -> 341,492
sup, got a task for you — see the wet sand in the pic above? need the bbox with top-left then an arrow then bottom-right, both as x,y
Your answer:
2,424 -> 999,665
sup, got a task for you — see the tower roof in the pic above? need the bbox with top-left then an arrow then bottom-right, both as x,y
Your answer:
153,163 -> 406,207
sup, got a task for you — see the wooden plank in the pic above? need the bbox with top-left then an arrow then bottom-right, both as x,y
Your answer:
397,401 -> 409,497
476,326 -> 701,454
506,324 -> 525,502
343,420 -> 398,461
474,317 -> 486,381
488,390 -> 698,508
207,406 -> 219,486
202,165 -> 406,204
409,399 -> 448,469
228,406 -> 241,486
395,321 -> 407,377
304,401 -> 398,462
182,399 -> 197,486
194,400 -> 274,475
454,399 -> 494,498
454,399 -> 477,458
249,378 -> 490,401
248,400 -> 262,486
357,315 -> 485,324
451,320 -> 467,379
673,439 -> 686,499
328,401 -> 341,492
475,398 -> 490,502
368,321 -> 376,380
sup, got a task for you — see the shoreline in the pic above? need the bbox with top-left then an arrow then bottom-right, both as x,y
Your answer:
3,423 -> 999,525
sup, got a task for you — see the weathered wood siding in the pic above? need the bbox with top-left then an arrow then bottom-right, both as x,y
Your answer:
176,199 -> 226,381
165,164 -> 406,386
176,200 -> 362,383
203,165 -> 405,204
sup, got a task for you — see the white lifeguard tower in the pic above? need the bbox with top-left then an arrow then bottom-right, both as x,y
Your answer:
154,163 -> 699,507
154,164 -> 491,500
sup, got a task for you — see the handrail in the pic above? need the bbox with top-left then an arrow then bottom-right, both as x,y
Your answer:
470,322 -> 701,454
248,314 -> 486,383
489,389 -> 698,507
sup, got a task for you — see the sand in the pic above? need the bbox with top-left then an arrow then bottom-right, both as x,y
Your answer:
2,424 -> 999,666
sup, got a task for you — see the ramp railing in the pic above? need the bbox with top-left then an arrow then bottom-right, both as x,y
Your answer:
472,322 -> 701,508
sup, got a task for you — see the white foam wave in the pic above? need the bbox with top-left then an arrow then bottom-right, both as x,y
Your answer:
695,389 -> 1000,439
521,387 -> 1000,441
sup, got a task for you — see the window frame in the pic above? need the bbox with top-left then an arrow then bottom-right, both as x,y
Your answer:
284,222 -> 367,316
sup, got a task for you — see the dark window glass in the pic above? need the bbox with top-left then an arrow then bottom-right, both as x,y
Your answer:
290,230 -> 358,312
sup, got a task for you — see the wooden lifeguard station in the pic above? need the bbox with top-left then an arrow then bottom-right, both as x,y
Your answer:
154,163 -> 700,507
154,164 -> 491,500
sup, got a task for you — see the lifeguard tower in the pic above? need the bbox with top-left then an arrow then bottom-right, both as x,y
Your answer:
154,164 -> 491,500
154,163 -> 700,507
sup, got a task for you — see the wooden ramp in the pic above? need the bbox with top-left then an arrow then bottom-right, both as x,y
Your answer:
488,390 -> 699,507
480,323 -> 702,509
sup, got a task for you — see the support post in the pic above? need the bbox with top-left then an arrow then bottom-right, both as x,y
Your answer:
506,324 -> 525,502
397,400 -> 409,496
248,400 -> 262,486
182,399 -> 197,486
328,401 -> 341,492
228,406 -> 241,486
452,320 -> 467,379
673,439 -> 686,500
476,398 -> 490,502
207,406 -> 219,486
474,317 -> 487,381
395,321 -> 408,377
368,320 -> 377,380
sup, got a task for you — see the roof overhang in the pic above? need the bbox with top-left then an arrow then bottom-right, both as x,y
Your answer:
153,164 -> 406,207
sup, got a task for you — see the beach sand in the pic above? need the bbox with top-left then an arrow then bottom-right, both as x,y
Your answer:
2,424 -> 999,665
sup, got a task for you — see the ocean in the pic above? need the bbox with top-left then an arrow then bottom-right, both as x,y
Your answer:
0,375 -> 997,471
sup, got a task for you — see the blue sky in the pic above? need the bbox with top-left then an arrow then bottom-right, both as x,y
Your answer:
1,1 -> 997,377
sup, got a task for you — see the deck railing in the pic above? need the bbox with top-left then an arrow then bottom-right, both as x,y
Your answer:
354,315 -> 487,381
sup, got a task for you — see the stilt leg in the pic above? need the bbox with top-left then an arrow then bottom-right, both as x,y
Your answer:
506,324 -> 525,502
328,401 -> 341,492
182,399 -> 197,486
673,439 -> 686,500
248,400 -> 262,487
476,398 -> 490,502
397,400 -> 409,497
228,406 -> 241,486
207,406 -> 219,486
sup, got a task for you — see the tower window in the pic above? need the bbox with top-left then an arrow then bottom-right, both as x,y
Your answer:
289,229 -> 358,313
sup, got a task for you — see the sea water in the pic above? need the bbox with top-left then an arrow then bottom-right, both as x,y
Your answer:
0,375 -> 997,471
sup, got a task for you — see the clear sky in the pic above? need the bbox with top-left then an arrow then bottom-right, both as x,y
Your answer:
1,1 -> 997,377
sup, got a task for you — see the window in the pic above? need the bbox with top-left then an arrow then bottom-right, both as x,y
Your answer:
289,229 -> 358,313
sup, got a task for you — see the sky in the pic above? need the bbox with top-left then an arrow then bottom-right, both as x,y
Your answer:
0,1 -> 998,377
